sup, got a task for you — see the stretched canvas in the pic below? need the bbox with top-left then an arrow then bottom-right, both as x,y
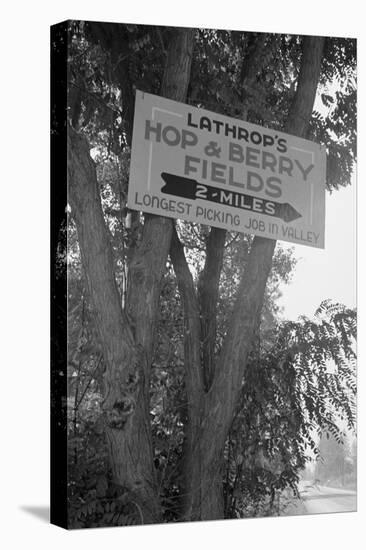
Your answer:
51,20 -> 357,529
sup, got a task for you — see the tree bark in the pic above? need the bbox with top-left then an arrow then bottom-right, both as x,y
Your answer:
126,28 -> 195,363
198,227 -> 227,390
68,126 -> 160,522
68,27 -> 195,523
196,33 -> 274,392
177,35 -> 325,521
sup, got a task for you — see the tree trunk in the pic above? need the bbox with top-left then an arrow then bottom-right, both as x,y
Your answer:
198,227 -> 227,390
175,35 -> 325,521
68,28 -> 195,523
68,127 -> 160,522
183,437 -> 224,521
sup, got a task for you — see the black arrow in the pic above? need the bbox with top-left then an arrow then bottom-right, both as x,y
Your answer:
160,172 -> 302,223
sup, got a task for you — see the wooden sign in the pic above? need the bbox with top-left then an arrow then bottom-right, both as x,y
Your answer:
128,90 -> 326,248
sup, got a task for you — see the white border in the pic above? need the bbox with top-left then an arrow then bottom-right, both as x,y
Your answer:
2,2 -> 363,549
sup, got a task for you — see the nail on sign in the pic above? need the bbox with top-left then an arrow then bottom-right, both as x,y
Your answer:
128,90 -> 326,248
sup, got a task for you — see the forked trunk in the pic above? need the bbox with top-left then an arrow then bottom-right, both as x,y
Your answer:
183,419 -> 225,521
175,36 -> 325,523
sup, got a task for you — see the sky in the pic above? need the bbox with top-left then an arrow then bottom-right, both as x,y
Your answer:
278,180 -> 356,320
277,72 -> 357,322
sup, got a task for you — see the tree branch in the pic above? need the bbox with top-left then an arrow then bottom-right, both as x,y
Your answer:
195,33 -> 271,391
208,236 -> 276,417
68,125 -> 137,379
170,225 -> 204,404
126,28 -> 196,368
198,227 -> 227,390
206,35 -> 326,446
286,36 -> 325,135
240,33 -> 269,118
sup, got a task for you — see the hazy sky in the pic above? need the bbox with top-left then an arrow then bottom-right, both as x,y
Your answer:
278,180 -> 356,320
277,76 -> 357,322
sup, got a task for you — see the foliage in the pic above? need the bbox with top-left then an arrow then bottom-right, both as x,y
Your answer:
67,22 -> 356,190
67,229 -> 356,522
66,217 -> 298,523
223,300 -> 356,517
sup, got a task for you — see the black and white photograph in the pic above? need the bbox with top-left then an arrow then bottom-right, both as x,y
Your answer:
51,18 -> 357,529
3,3 -> 363,549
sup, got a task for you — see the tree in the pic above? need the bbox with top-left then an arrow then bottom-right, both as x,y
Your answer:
68,23 -> 195,523
168,35 -> 325,521
65,22 -> 356,524
224,300 -> 356,516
